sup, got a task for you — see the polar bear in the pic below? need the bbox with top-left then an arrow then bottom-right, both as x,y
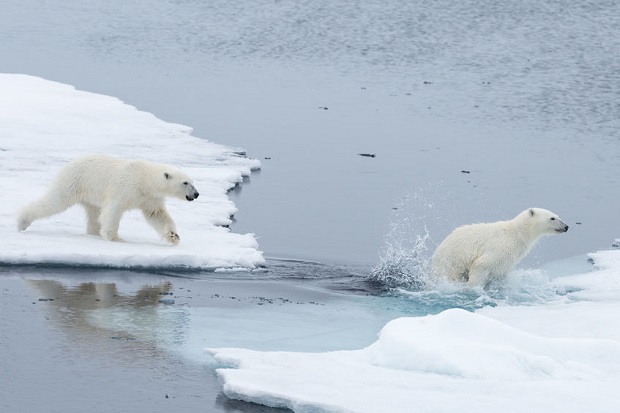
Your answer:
17,154 -> 199,245
431,208 -> 568,286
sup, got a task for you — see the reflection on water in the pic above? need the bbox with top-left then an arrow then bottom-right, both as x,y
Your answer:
26,279 -> 188,365
12,270 -> 291,413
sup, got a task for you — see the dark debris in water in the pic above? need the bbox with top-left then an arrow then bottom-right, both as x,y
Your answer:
110,336 -> 136,341
209,292 -> 326,306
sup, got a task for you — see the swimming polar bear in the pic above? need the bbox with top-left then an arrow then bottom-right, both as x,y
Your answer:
432,208 -> 569,286
17,154 -> 199,244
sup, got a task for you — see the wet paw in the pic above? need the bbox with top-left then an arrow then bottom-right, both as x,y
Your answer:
165,231 -> 180,245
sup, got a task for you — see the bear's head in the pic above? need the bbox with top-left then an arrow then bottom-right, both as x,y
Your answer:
526,208 -> 569,235
163,169 -> 199,201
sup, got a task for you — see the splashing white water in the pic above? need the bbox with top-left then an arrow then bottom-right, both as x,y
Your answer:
369,189 -> 438,289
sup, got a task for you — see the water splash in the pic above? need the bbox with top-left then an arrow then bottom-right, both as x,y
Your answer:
379,268 -> 566,316
484,268 -> 565,305
368,189 -> 437,289
368,228 -> 431,289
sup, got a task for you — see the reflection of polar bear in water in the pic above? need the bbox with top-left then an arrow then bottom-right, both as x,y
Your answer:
432,208 -> 569,286
17,154 -> 199,244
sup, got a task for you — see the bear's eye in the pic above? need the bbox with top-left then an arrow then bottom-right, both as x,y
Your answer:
550,217 -> 556,220
183,181 -> 188,185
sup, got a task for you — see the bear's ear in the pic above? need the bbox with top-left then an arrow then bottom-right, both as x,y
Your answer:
529,208 -> 535,217
164,172 -> 170,180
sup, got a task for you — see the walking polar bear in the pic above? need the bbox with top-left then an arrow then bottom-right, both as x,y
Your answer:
17,154 -> 199,244
432,208 -> 569,286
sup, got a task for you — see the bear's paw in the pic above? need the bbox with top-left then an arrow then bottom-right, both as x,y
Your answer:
165,231 -> 180,245
17,218 -> 31,231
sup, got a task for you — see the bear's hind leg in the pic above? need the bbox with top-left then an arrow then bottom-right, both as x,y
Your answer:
466,261 -> 492,287
17,191 -> 77,231
99,203 -> 125,242
82,203 -> 102,236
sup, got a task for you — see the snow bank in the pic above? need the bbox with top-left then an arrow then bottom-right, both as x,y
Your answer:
207,250 -> 620,412
0,74 -> 264,269
548,250 -> 620,302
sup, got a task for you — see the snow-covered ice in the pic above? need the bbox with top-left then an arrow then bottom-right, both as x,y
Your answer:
0,74 -> 264,269
207,250 -> 620,413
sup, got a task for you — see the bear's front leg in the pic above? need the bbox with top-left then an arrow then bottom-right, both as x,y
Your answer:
142,206 -> 180,245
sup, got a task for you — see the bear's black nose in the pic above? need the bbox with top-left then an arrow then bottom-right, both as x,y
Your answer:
194,192 -> 199,199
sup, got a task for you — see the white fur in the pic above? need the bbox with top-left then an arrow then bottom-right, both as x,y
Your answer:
17,154 -> 199,244
432,208 -> 569,286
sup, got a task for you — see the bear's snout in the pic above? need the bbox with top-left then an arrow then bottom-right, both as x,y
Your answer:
186,191 -> 199,201
558,224 -> 569,233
